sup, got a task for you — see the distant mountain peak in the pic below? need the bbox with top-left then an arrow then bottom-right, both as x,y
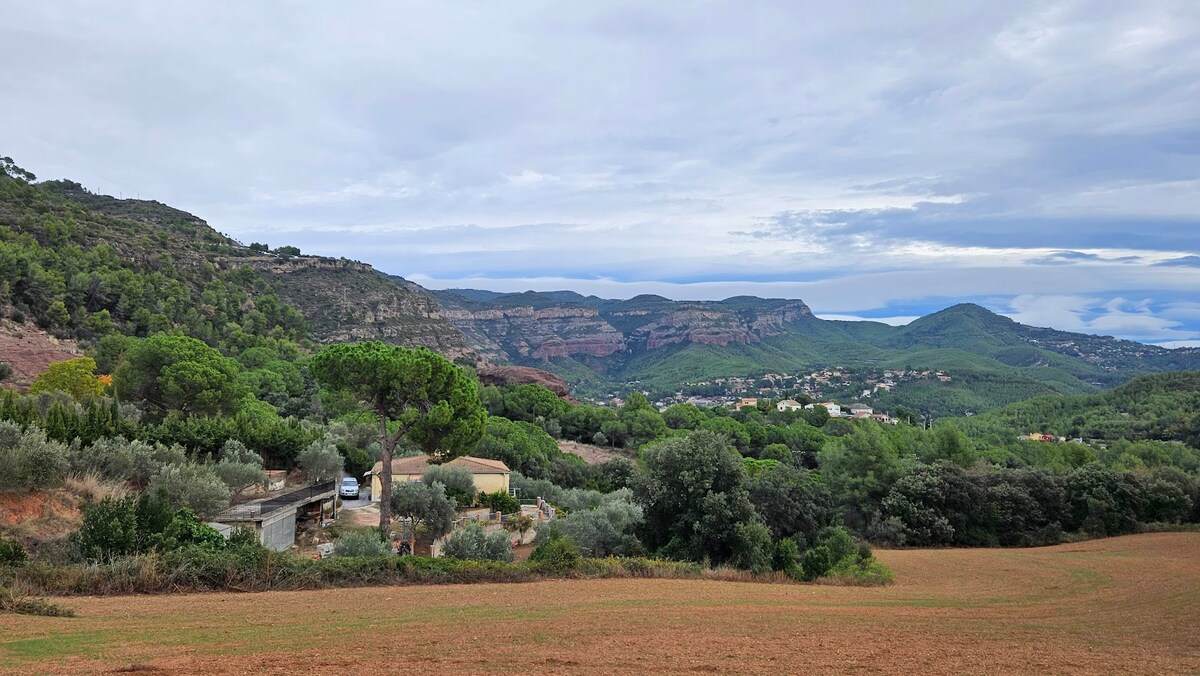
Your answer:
939,302 -> 1003,317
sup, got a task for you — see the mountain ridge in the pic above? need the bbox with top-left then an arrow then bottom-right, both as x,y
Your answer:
5,159 -> 1198,416
430,287 -> 1200,409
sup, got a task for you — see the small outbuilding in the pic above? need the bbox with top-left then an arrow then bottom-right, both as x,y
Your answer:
210,480 -> 337,551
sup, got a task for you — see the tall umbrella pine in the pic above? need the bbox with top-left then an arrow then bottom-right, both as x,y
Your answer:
311,343 -> 486,531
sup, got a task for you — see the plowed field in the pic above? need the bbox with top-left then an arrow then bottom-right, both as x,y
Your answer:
2,532 -> 1197,674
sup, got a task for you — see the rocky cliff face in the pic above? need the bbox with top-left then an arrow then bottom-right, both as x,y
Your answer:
432,290 -> 813,366
441,304 -> 626,361
476,363 -> 574,399
250,257 -> 473,357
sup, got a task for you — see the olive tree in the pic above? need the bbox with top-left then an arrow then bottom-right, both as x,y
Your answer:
147,463 -> 230,518
213,439 -> 268,499
390,481 -> 457,554
442,521 -> 513,561
296,438 -> 344,483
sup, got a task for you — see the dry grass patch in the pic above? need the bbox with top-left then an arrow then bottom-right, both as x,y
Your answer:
0,533 -> 1197,674
63,473 -> 128,504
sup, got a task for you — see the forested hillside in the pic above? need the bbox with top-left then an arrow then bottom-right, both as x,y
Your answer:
0,172 -> 307,353
1,157 -> 1198,597
954,372 -> 1200,453
4,154 -> 1198,423
435,289 -> 1200,414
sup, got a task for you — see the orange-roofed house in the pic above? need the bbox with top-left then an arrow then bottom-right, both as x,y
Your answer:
368,455 -> 511,502
735,397 -> 759,410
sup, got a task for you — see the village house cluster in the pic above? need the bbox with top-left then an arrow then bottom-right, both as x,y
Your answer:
624,367 -> 953,412
735,397 -> 899,425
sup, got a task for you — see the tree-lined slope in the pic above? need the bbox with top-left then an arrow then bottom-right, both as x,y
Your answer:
434,289 -> 1200,410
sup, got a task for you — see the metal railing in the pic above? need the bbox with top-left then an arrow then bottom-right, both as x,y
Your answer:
217,480 -> 337,520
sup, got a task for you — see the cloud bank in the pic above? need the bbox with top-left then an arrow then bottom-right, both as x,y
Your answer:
2,1 -> 1197,344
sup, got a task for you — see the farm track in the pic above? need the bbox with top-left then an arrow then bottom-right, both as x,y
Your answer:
1,532 -> 1197,674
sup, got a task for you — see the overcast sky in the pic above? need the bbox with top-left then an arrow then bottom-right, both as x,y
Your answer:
4,2 -> 1199,346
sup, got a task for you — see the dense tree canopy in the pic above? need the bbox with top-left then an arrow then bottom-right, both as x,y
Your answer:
115,334 -> 247,419
29,356 -> 105,401
634,431 -> 771,569
312,342 -> 486,529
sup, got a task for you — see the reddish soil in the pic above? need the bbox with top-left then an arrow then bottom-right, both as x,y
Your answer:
0,490 -> 81,546
1,533 -> 1197,674
0,320 -> 79,390
0,490 -> 79,529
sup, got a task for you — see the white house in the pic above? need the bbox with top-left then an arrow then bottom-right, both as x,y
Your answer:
805,402 -> 842,417
776,399 -> 805,412
849,403 -> 873,418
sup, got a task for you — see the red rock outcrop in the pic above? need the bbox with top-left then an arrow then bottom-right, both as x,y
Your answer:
475,363 -> 574,400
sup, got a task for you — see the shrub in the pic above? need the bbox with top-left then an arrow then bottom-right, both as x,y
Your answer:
442,522 -> 514,562
535,491 -> 644,557
529,536 -> 581,573
0,588 -> 75,617
480,490 -> 519,515
135,492 -> 175,547
821,555 -> 894,586
297,438 -> 343,483
422,465 -> 476,506
334,529 -> 392,558
0,537 -> 27,566
802,545 -> 835,581
75,495 -> 140,561
800,526 -> 859,581
227,526 -> 266,553
0,360 -> 12,382
147,463 -> 230,518
159,509 -> 226,551
728,520 -> 773,574
0,422 -> 70,490
771,538 -> 803,580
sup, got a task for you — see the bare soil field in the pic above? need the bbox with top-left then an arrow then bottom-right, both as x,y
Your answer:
557,439 -> 631,465
2,532 -> 1197,674
0,319 -> 79,390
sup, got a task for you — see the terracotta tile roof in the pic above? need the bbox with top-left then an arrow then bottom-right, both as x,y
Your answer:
370,455 -> 510,475
447,456 -> 511,473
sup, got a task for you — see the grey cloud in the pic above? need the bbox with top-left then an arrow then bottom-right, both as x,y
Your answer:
1026,251 -> 1144,266
1155,255 -> 1200,267
2,1 -> 1199,341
